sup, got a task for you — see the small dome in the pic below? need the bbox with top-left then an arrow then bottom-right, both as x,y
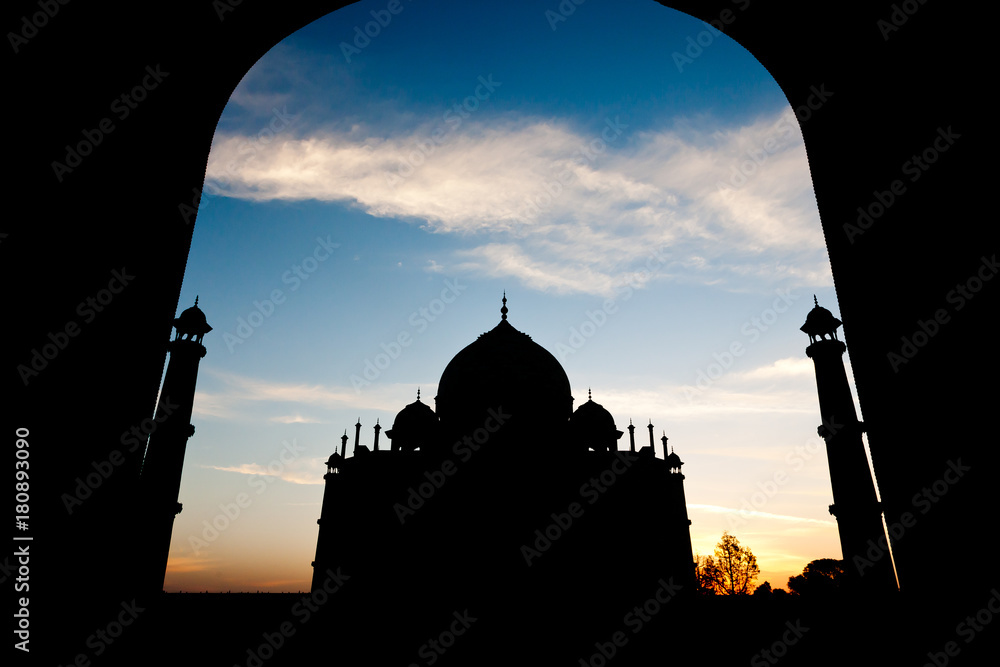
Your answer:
386,392 -> 439,453
569,392 -> 623,452
325,451 -> 343,469
666,450 -> 683,470
800,296 -> 842,339
174,297 -> 213,338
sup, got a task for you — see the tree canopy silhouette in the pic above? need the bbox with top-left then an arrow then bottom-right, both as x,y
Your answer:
700,531 -> 760,595
787,558 -> 845,598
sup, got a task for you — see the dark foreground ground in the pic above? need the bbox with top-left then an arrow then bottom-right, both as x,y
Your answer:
60,589 -> 997,667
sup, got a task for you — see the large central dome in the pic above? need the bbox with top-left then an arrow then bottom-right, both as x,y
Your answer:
435,298 -> 573,439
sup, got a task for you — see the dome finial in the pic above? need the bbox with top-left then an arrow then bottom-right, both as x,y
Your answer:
194,295 -> 199,307
814,294 -> 819,307
501,291 -> 508,321
417,387 -> 421,401
588,387 -> 592,401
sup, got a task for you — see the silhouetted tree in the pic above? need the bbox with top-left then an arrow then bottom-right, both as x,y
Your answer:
752,580 -> 772,598
693,554 -> 719,595
787,558 -> 845,598
703,531 -> 760,595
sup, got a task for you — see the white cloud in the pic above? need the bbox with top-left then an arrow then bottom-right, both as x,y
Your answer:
201,461 -> 325,486
270,414 -> 323,424
192,367 -> 433,421
688,504 -> 835,526
584,380 -> 814,423
732,357 -> 814,382
205,109 -> 830,296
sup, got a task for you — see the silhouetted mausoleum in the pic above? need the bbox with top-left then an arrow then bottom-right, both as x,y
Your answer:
310,297 -> 696,661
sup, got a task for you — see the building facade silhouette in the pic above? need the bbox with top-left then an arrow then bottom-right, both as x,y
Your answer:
309,297 -> 696,661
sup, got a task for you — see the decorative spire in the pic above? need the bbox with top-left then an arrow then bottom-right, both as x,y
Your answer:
588,387 -> 592,401
194,295 -> 199,307
501,292 -> 508,321
647,420 -> 655,450
628,419 -> 636,453
417,387 -> 421,401
373,419 -> 381,451
814,294 -> 819,307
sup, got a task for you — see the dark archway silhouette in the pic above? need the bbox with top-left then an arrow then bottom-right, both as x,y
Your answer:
9,1 -> 990,664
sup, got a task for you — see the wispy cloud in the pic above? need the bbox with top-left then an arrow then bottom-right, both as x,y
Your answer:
270,414 -> 323,424
194,362 -> 814,427
689,504 -> 835,526
201,461 -> 326,486
192,367 -> 433,421
164,554 -> 224,574
581,376 -> 815,423
732,357 -> 813,382
205,107 -> 829,296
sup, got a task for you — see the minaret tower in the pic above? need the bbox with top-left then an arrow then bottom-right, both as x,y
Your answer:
663,435 -> 695,588
801,297 -> 896,593
137,297 -> 212,597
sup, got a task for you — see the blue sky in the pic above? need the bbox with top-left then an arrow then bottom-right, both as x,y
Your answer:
165,0 -> 862,592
